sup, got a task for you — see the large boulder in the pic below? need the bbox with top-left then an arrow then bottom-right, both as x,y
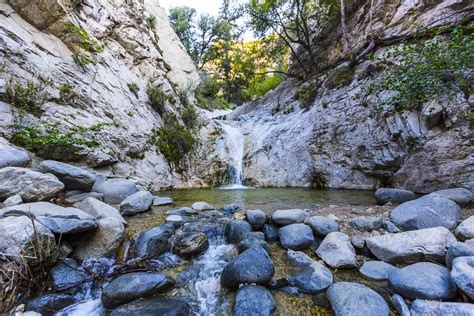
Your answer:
374,188 -> 416,205
316,232 -> 356,268
78,197 -> 126,224
388,262 -> 457,300
389,194 -> 461,231
153,196 -> 174,206
64,192 -> 104,204
170,231 -> 209,258
129,224 -> 174,259
3,194 -> 22,207
451,256 -> 474,300
456,216 -> 474,241
271,209 -> 308,226
92,178 -> 139,204
110,296 -> 190,316
262,224 -> 279,242
1,202 -> 98,234
246,209 -> 267,229
279,223 -> 314,250
225,220 -> 252,244
326,282 -> 389,316
221,246 -> 274,288
366,227 -> 457,263
238,237 -> 271,254
446,240 -> 474,268
431,188 -> 474,206
287,250 -> 333,293
233,285 -> 275,316
410,300 -> 474,315
305,216 -> 339,236
120,191 -> 154,216
101,272 -> 176,309
25,294 -> 75,314
50,258 -> 90,292
38,160 -> 95,191
191,201 -> 214,211
0,167 -> 64,202
0,143 -> 30,168
359,261 -> 397,281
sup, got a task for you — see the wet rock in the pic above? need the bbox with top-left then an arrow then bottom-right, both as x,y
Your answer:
410,299 -> 474,315
110,296 -> 189,316
38,160 -> 96,191
383,220 -> 401,233
170,231 -> 209,258
65,192 -> 104,204
349,216 -> 383,231
225,220 -> 252,244
120,191 -> 154,216
166,207 -> 197,216
221,246 -> 274,288
305,216 -> 339,236
58,241 -> 73,258
0,143 -> 30,168
359,261 -> 397,281
25,293 -> 75,314
388,262 -> 457,300
191,201 -> 214,211
389,194 -> 461,231
431,188 -> 474,206
0,167 -> 64,202
238,237 -> 271,254
234,285 -> 275,316
3,194 -> 22,206
129,224 -> 174,259
92,178 -> 139,204
316,232 -> 356,268
366,227 -> 457,263
102,272 -> 176,309
375,188 -> 416,205
79,197 -> 126,225
390,294 -> 410,316
279,223 -> 314,250
247,231 -> 265,240
326,282 -> 389,316
220,204 -> 242,215
50,258 -> 90,292
456,216 -> 474,241
446,240 -> 474,268
153,196 -> 174,206
451,256 -> 474,300
246,209 -> 267,229
272,209 -> 308,226
262,224 -> 279,242
287,250 -> 333,293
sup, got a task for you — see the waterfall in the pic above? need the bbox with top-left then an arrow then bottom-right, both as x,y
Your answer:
219,122 -> 247,188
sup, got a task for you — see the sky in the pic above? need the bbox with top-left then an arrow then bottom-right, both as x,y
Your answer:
159,0 -> 223,16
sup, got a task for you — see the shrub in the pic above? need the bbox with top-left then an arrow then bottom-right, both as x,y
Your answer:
180,106 -> 198,128
72,52 -> 92,71
4,77 -> 49,114
127,82 -> 139,98
295,82 -> 316,109
147,84 -> 170,115
59,83 -> 75,102
64,23 -> 104,53
147,15 -> 157,30
246,74 -> 284,98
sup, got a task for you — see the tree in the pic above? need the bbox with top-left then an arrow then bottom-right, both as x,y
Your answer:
169,6 -> 196,56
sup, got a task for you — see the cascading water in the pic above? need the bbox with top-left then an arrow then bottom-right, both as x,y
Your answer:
219,122 -> 248,189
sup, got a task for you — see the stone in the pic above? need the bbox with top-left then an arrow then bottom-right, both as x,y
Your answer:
221,246 -> 274,288
350,235 -> 365,249
225,220 -> 252,244
50,258 -> 90,292
120,191 -> 154,216
58,241 -> 73,258
170,231 -> 209,258
129,224 -> 174,259
38,160 -> 96,191
451,256 -> 474,300
153,196 -> 174,206
410,300 -> 474,315
446,240 -> 474,268
191,201 -> 214,211
92,178 -> 139,204
388,262 -> 457,300
456,216 -> 474,241
375,188 -> 416,205
101,272 -> 176,309
431,188 -> 474,206
64,192 -> 104,204
0,143 -> 30,168
79,197 -> 126,225
262,224 -> 279,242
326,282 -> 389,316
234,285 -> 275,316
359,261 -> 397,281
390,294 -> 410,316
246,209 -> 267,229
1,202 -> 98,234
238,237 -> 271,254
166,207 -> 197,216
279,223 -> 315,250
349,216 -> 383,231
3,194 -> 22,206
316,232 -> 356,268
25,294 -> 75,314
383,220 -> 401,233
246,231 -> 265,240
0,167 -> 64,202
287,250 -> 333,294
389,194 -> 461,231
305,216 -> 339,236
110,297 -> 190,316
366,227 -> 457,263
271,209 -> 308,226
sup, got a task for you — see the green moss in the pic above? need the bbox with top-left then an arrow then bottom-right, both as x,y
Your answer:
72,52 -> 92,71
147,15 -> 157,30
4,77 -> 49,114
127,82 -> 139,98
147,84 -> 171,115
59,83 -> 75,102
64,23 -> 104,53
295,83 -> 316,109
127,111 -> 134,117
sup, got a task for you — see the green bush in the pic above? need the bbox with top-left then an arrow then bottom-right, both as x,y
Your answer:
147,15 -> 157,30
59,83 -> 75,102
127,82 -> 139,98
72,52 -> 92,71
180,106 -> 198,128
147,84 -> 170,115
295,83 -> 316,109
64,23 -> 104,53
247,74 -> 284,98
4,77 -> 49,114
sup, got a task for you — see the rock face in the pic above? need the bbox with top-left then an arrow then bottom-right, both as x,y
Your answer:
0,167 -> 64,202
38,160 -> 96,191
410,300 -> 474,316
431,188 -> 474,206
110,297 -> 190,316
451,256 -> 474,300
456,216 -> 474,241
366,227 -> 457,263
272,209 -> 308,226
120,191 -> 154,215
305,216 -> 339,236
316,232 -> 356,268
92,179 -> 139,204
234,285 -> 275,316
0,143 -> 30,168
374,188 -> 415,205
389,195 -> 461,231
279,223 -> 314,250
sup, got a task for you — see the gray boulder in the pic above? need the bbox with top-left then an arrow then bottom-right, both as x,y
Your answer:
0,143 -> 30,168
389,194 -> 461,231
238,237 -> 270,254
221,246 -> 274,288
129,224 -> 174,259
287,250 -> 333,293
120,191 -> 154,216
359,261 -> 397,281
279,223 -> 314,250
305,216 -> 339,236
170,231 -> 209,258
431,188 -> 474,206
38,160 -> 96,191
79,197 -> 126,225
110,297 -> 189,316
102,272 -> 176,309
3,194 -> 22,206
349,216 -> 383,231
191,201 -> 214,211
225,220 -> 252,244
375,188 -> 416,205
246,209 -> 267,229
262,224 -> 279,242
326,282 -> 389,316
451,256 -> 474,300
410,300 -> 474,316
50,258 -> 90,292
64,192 -> 104,204
166,207 -> 197,216
456,216 -> 474,241
390,294 -> 410,316
446,240 -> 474,268
388,262 -> 457,300
366,227 -> 457,263
316,232 -> 356,268
0,167 -> 64,202
234,285 -> 275,316
25,294 -> 75,314
92,178 -> 139,204
271,209 -> 308,226
153,196 -> 174,206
